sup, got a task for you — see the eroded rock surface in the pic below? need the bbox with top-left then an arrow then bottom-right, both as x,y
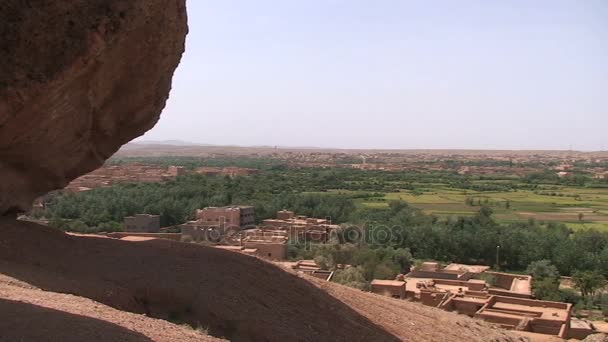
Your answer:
0,0 -> 188,215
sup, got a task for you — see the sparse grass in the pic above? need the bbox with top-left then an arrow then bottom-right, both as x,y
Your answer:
565,222 -> 608,231
356,183 -> 608,228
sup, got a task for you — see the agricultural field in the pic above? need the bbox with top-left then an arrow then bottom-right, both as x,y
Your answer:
356,183 -> 608,230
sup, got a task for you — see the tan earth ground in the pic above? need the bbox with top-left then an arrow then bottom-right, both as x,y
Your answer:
0,218 -> 525,342
0,274 -> 223,342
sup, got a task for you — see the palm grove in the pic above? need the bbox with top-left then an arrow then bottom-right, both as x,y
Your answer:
37,163 -> 608,312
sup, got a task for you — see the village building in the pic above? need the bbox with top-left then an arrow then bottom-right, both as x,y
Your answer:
167,165 -> 186,177
195,206 -> 255,230
397,262 -> 593,339
405,263 -> 531,299
65,164 -> 187,191
261,210 -> 339,243
485,271 -> 533,298
371,280 -> 407,299
195,166 -> 259,178
180,206 -> 289,260
433,293 -> 583,338
407,262 -> 489,281
594,172 -> 608,180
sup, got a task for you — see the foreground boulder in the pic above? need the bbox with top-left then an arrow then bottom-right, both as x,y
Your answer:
0,0 -> 188,215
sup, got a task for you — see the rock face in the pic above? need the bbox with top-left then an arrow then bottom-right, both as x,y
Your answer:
0,0 -> 188,215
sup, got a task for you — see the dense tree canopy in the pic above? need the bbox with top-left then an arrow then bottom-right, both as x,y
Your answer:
39,167 -> 608,280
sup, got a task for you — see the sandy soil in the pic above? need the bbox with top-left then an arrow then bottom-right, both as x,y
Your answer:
0,219 -> 524,341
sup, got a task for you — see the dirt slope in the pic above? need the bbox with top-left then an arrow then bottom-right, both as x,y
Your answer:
0,219 -> 522,341
0,274 -> 223,342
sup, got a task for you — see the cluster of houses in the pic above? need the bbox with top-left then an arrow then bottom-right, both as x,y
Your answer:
108,208 -> 601,340
112,207 -> 339,261
63,164 -> 261,193
370,262 -> 595,340
65,165 -> 187,192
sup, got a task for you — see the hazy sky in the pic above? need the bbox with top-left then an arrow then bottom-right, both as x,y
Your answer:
139,0 -> 608,150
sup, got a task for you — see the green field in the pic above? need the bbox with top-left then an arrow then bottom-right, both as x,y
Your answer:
356,184 -> 608,230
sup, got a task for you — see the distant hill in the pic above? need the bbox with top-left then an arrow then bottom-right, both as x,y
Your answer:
128,140 -> 215,147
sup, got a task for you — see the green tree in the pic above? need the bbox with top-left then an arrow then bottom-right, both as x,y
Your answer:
391,248 -> 414,273
526,260 -> 559,281
332,267 -> 368,290
533,278 -> 562,301
573,270 -> 605,298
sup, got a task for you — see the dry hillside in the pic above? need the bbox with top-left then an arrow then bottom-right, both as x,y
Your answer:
0,274 -> 223,342
0,218 -> 525,341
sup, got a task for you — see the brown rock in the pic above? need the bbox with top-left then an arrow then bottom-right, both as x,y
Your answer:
584,334 -> 608,342
0,0 -> 188,215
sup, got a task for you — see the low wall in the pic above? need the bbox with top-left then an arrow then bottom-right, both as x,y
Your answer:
420,291 -> 448,307
569,325 -> 594,340
434,279 -> 486,291
488,288 -> 532,299
529,319 -> 564,337
106,232 -> 182,241
452,300 -> 484,316
494,296 -> 569,310
475,312 -> 522,329
408,270 -> 461,280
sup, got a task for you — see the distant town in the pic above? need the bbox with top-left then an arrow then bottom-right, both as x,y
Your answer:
18,145 -> 608,340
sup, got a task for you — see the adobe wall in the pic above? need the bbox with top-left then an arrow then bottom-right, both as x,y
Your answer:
371,284 -> 406,299
494,296 -> 570,310
243,242 -> 287,260
569,325 -> 594,340
529,319 -> 564,336
420,291 -> 448,307
493,274 -> 515,290
475,312 -> 522,329
276,210 -> 294,220
448,298 -> 486,316
407,270 -> 461,280
197,208 -> 242,227
488,288 -> 532,299
180,225 -> 223,243
107,232 -> 181,241
433,279 -> 486,291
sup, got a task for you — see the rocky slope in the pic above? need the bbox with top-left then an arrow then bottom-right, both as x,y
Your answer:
0,0 -> 187,215
0,274 -> 224,342
0,219 -> 523,341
